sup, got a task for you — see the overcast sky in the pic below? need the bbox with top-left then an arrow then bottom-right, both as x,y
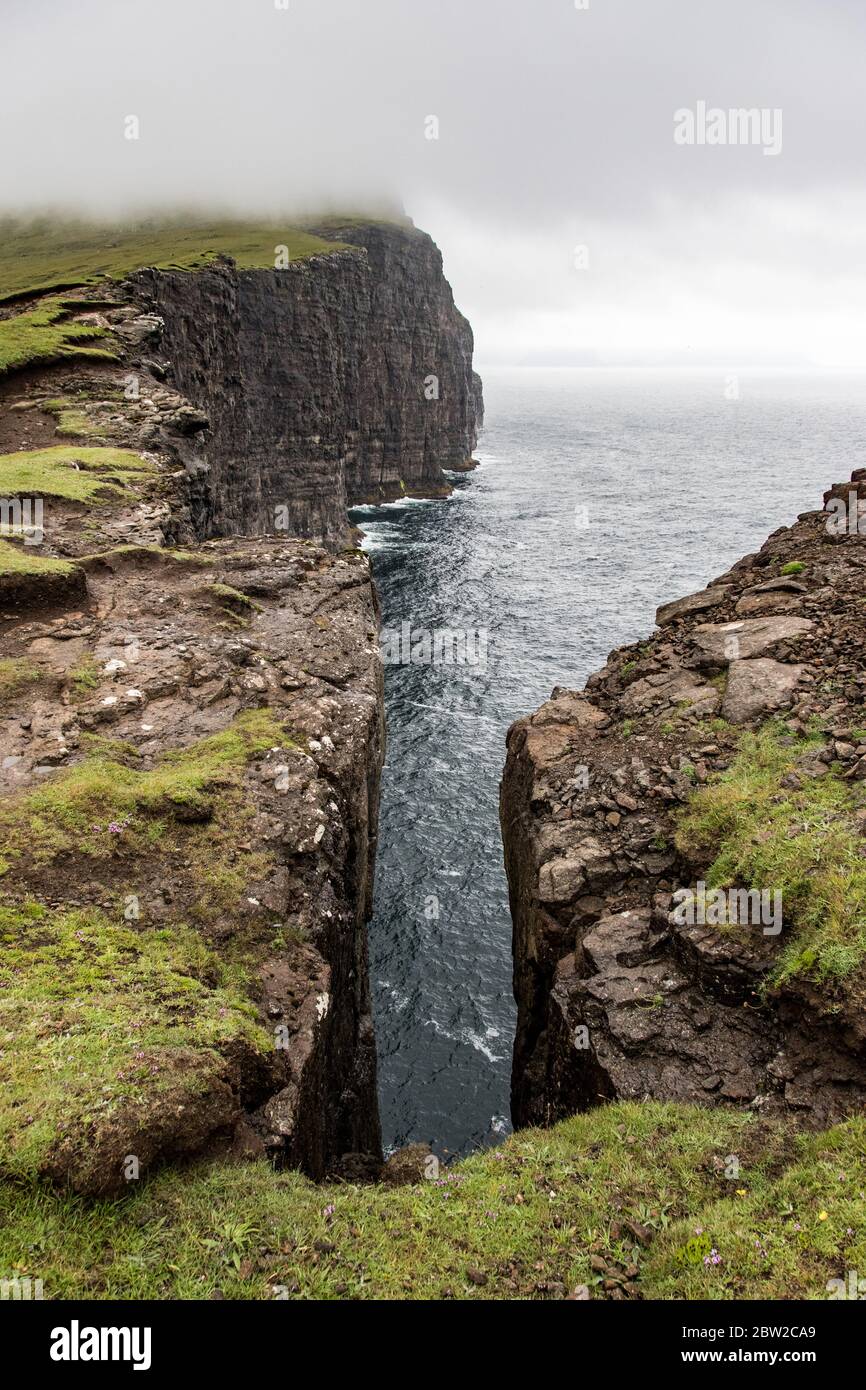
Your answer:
3,0 -> 865,366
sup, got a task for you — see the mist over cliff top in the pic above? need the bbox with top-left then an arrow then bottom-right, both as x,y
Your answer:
3,0 -> 865,366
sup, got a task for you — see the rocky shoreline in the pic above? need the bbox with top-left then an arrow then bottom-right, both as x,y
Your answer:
502,472 -> 866,1132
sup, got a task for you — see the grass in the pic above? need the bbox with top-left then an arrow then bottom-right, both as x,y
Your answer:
0,903 -> 268,1183
781,561 -> 805,576
42,397 -> 105,439
0,710 -> 299,1186
0,445 -> 153,503
80,544 -> 215,568
0,708 -> 295,872
694,716 -> 733,738
0,296 -> 118,377
207,582 -> 260,610
0,538 -> 78,580
67,655 -> 100,698
675,722 -> 866,986
0,1101 -> 862,1299
0,657 -> 45,700
0,217 -> 351,303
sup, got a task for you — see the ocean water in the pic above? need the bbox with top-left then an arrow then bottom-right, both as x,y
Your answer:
351,366 -> 866,1159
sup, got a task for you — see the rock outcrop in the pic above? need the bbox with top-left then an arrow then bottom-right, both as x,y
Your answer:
502,473 -> 866,1131
133,220 -> 482,544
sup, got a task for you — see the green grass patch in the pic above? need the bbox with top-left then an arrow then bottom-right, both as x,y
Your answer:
646,1117 -> 866,1300
80,544 -> 215,568
42,397 -> 105,440
0,218 -> 350,303
0,1101 -> 861,1299
675,723 -> 866,986
0,445 -> 153,503
0,539 -> 78,580
0,658 -> 45,699
67,655 -> 100,698
781,561 -> 805,576
207,582 -> 260,610
0,297 -> 118,377
0,708 -> 295,872
0,903 -> 268,1182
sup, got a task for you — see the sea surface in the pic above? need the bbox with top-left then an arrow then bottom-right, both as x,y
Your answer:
350,367 -> 866,1159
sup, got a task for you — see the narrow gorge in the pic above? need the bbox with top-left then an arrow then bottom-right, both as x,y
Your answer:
2,219 -> 865,1302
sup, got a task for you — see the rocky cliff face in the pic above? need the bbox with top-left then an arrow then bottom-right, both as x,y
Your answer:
0,314 -> 387,1191
0,219 -> 482,1190
0,212 -> 481,1193
133,220 -> 482,545
503,473 -> 866,1132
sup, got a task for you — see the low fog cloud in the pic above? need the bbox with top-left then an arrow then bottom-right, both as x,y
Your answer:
2,0 -> 865,365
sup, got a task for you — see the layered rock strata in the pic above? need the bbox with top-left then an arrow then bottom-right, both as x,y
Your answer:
134,220 -> 482,543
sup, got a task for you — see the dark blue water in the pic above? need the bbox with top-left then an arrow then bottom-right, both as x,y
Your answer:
351,367 -> 866,1158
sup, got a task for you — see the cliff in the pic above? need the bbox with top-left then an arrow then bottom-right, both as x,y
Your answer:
132,219 -> 482,543
503,473 -> 866,1131
0,216 -> 481,1193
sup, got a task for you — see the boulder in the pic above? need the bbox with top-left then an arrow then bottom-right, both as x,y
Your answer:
655,585 -> 731,626
721,659 -> 805,724
538,837 -> 617,904
691,616 -> 813,666
620,665 -> 720,717
381,1143 -> 436,1185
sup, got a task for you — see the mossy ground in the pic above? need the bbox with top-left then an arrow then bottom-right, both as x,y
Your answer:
0,538 -> 78,580
0,445 -> 153,503
0,218 -> 350,303
0,1102 -> 862,1300
0,710 -> 299,1183
42,396 -> 106,439
207,581 -> 260,610
80,544 -> 216,568
0,657 -> 46,699
0,707 -> 294,873
0,297 -> 118,377
676,721 -> 866,988
0,905 -> 268,1181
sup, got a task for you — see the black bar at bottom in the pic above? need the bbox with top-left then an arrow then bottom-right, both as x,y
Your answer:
4,1296 -> 859,1376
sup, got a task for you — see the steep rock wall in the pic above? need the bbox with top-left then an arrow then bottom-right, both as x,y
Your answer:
503,473 -> 866,1132
0,285 -> 386,1192
133,221 -> 482,545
